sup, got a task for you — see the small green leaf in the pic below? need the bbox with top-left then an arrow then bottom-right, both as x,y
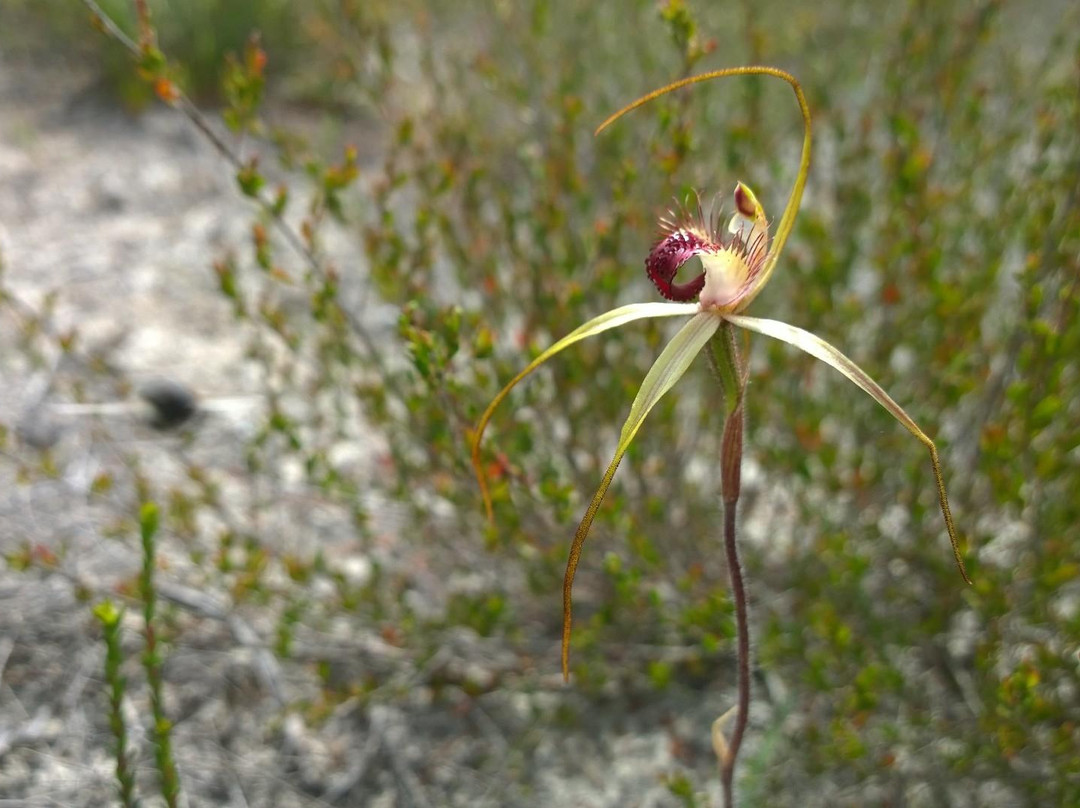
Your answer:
93,599 -> 123,627
139,502 -> 160,542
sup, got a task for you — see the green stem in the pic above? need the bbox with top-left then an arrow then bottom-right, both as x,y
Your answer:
709,323 -> 743,416
93,600 -> 139,808
139,502 -> 182,808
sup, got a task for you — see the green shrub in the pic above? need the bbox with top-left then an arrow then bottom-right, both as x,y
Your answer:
4,0 -> 1077,804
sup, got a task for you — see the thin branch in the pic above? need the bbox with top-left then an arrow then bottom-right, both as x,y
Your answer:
78,0 -> 388,375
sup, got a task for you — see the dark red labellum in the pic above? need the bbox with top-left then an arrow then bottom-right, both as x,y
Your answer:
645,230 -> 709,302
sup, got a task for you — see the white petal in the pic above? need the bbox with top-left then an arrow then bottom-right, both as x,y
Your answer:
472,301 -> 697,520
562,310 -> 721,679
724,313 -> 971,584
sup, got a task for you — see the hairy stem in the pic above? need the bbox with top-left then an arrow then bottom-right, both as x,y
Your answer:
720,483 -> 750,806
712,322 -> 750,807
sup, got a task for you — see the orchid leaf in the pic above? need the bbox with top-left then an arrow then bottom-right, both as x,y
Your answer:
561,311 -> 721,680
471,302 -> 697,520
724,313 -> 971,583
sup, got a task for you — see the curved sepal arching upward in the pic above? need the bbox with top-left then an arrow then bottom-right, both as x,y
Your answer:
470,302 -> 697,521
561,311 -> 721,681
595,66 -> 812,312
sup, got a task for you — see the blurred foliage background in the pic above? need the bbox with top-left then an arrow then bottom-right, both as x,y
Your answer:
2,0 -> 1078,805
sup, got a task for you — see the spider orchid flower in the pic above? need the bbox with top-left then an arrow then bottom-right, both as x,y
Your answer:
470,67 -> 971,682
